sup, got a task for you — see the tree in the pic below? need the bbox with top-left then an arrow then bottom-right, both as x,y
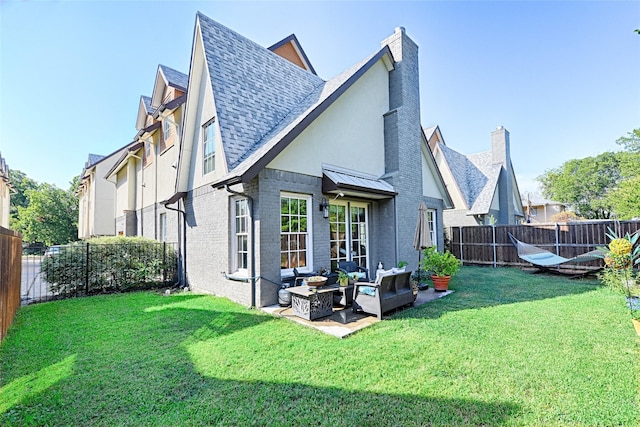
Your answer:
8,169 -> 37,227
13,182 -> 79,245
616,128 -> 640,152
607,176 -> 640,220
537,152 -> 623,219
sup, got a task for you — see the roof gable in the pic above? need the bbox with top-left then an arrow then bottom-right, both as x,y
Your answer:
268,34 -> 317,75
151,65 -> 188,108
196,12 -> 325,171
136,96 -> 153,131
214,47 -> 394,186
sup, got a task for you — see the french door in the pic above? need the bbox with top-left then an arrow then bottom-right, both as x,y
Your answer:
329,201 -> 369,271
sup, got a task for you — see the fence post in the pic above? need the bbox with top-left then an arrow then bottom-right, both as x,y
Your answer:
85,242 -> 90,295
162,242 -> 167,283
492,225 -> 497,268
458,226 -> 464,264
555,223 -> 559,255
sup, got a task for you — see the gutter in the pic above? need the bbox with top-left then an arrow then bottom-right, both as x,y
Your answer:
161,192 -> 188,288
223,184 -> 256,309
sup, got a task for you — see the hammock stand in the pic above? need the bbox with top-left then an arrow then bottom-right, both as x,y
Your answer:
507,233 -> 603,277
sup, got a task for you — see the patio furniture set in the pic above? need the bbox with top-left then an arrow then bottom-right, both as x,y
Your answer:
285,261 -> 415,321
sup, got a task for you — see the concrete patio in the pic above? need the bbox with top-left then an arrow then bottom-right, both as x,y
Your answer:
262,287 -> 453,338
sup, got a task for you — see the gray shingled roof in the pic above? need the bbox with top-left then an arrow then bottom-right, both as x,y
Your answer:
439,144 -> 503,215
141,96 -> 153,113
86,153 -> 106,168
159,65 -> 188,91
217,48 -> 391,184
197,12 -> 325,171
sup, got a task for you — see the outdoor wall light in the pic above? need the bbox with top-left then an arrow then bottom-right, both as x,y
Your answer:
319,197 -> 329,219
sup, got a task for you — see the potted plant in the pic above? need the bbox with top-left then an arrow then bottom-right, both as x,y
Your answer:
338,271 -> 350,287
420,246 -> 461,291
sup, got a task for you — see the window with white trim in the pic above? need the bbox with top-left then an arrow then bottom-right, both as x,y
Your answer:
280,193 -> 311,275
143,140 -> 152,167
203,119 -> 216,175
427,209 -> 437,251
329,201 -> 369,271
232,198 -> 249,273
163,118 -> 172,142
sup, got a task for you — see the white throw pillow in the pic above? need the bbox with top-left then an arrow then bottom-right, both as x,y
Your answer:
375,269 -> 394,284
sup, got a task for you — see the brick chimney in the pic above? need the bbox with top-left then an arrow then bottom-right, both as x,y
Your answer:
379,26 -> 424,267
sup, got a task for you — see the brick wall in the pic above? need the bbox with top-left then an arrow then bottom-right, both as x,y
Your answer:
381,27 -> 424,272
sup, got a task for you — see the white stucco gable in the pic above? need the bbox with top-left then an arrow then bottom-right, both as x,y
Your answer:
267,58 -> 390,178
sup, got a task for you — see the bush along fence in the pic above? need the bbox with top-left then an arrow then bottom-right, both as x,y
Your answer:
1,226 -> 22,343
40,238 -> 178,299
448,220 -> 640,271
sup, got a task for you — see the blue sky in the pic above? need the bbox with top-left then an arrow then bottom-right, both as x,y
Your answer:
1,1 -> 638,195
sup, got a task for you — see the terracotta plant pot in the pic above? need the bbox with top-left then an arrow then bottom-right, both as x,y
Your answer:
431,275 -> 451,292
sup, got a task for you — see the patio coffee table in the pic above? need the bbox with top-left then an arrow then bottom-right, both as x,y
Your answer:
286,286 -> 334,320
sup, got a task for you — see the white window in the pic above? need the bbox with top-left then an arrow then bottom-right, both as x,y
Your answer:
280,193 -> 311,275
159,213 -> 167,242
329,201 -> 369,272
530,207 -> 538,217
163,119 -> 172,141
427,209 -> 437,251
203,119 -> 216,175
232,198 -> 249,273
144,140 -> 152,167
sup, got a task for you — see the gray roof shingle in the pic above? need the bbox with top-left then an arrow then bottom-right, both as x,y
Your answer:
439,144 -> 503,215
86,153 -> 106,168
159,65 -> 188,91
216,48 -> 391,184
197,12 -> 325,171
141,96 -> 153,114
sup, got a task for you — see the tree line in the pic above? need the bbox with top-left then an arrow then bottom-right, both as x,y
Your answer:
537,129 -> 640,220
9,170 -> 79,246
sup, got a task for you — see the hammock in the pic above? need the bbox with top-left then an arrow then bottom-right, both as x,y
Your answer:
507,233 -> 604,267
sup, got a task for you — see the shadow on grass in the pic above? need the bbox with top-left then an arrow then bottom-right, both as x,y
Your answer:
0,291 -> 522,426
402,266 -> 602,320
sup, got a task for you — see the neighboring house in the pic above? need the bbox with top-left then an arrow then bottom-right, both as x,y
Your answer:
523,194 -> 566,224
428,125 -> 524,227
163,13 -> 452,308
104,65 -> 188,242
0,152 -> 10,229
77,151 -> 127,239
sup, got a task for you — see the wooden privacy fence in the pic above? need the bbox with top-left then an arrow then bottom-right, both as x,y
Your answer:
0,226 -> 22,343
448,220 -> 640,270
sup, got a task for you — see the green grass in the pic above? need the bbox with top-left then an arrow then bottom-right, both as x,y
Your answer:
1,266 -> 638,426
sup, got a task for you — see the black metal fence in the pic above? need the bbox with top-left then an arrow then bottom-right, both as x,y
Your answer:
22,241 -> 178,304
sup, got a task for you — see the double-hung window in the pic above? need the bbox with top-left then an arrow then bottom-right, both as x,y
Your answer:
203,119 -> 216,175
427,209 -> 437,251
143,140 -> 152,167
280,193 -> 311,275
163,118 -> 172,142
232,198 -> 249,274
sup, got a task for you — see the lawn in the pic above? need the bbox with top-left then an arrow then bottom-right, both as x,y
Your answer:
1,266 -> 638,426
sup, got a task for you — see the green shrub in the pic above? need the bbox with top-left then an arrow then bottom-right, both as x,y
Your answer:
41,236 -> 177,296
